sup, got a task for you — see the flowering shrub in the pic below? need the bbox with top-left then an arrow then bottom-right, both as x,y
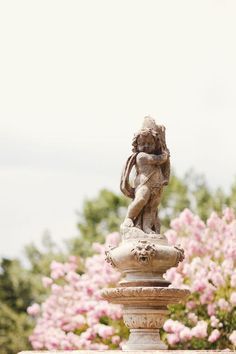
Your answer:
28,209 -> 236,350
27,233 -> 128,350
163,208 -> 236,350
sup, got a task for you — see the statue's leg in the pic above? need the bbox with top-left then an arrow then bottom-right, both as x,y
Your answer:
123,185 -> 150,227
143,187 -> 163,234
142,204 -> 154,234
153,187 -> 163,233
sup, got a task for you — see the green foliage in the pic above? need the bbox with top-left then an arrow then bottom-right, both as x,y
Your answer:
69,171 -> 236,253
0,258 -> 33,312
184,170 -> 228,221
68,189 -> 129,256
160,171 -> 190,228
24,233 -> 66,275
0,235 -> 65,354
0,259 -> 34,353
0,303 -> 32,354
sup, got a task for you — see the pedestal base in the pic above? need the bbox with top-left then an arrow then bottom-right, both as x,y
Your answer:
122,329 -> 167,350
102,286 -> 190,350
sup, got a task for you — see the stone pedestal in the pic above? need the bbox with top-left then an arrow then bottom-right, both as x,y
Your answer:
123,329 -> 166,350
102,227 -> 190,350
102,286 -> 189,350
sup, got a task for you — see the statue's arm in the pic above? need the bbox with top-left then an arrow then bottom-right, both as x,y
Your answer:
138,151 -> 169,165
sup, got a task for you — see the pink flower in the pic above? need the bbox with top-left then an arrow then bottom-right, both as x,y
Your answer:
111,335 -> 121,344
200,290 -> 214,305
211,272 -> 225,287
191,321 -> 208,339
210,316 -> 219,328
167,333 -> 180,346
218,298 -> 230,311
95,324 -> 114,339
187,312 -> 198,324
180,208 -> 194,225
229,331 -> 236,346
51,284 -> 62,295
223,208 -> 235,223
179,327 -> 192,341
65,271 -> 80,283
68,255 -> 78,264
192,278 -> 208,292
105,232 -> 120,247
207,303 -> 216,316
230,274 -> 236,287
30,340 -> 44,349
165,230 -> 178,244
230,292 -> 236,306
27,303 -> 40,316
163,319 -> 176,332
186,301 -> 196,310
50,261 -> 65,273
42,276 -> 53,288
92,242 -> 104,253
163,319 -> 184,333
208,329 -> 221,343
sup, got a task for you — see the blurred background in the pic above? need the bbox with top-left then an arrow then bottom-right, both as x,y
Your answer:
1,1 -> 236,353
1,0 -> 236,259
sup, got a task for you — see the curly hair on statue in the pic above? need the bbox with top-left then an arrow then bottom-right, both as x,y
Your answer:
131,128 -> 161,153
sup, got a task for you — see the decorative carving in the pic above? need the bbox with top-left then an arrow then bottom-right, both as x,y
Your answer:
105,249 -> 116,268
174,245 -> 185,265
102,286 -> 190,299
131,240 -> 157,265
101,286 -> 190,307
123,310 -> 167,329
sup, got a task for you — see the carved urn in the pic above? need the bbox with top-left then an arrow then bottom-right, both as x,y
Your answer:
106,227 -> 184,287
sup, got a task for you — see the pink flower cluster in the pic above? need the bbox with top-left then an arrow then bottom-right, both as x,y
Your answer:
164,208 -> 236,350
28,233 -> 125,350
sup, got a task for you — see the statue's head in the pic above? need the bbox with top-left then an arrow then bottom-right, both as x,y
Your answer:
132,128 -> 159,153
132,128 -> 157,154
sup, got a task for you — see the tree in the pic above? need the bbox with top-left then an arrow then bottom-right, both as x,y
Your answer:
69,170 -> 236,256
0,303 -> 32,354
68,189 -> 129,257
0,258 -> 34,353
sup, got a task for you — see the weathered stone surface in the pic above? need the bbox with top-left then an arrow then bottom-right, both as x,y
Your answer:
102,286 -> 189,307
102,117 -> 190,350
102,286 -> 189,350
120,116 -> 170,234
105,235 -> 184,286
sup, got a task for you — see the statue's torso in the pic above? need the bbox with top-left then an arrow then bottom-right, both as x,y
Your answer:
134,153 -> 164,189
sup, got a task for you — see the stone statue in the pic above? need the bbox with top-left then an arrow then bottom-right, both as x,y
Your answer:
120,116 -> 170,234
102,116 -> 189,350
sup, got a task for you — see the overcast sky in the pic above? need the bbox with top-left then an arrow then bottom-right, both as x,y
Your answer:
1,0 -> 236,258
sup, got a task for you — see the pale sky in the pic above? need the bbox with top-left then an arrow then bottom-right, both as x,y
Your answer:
1,0 -> 236,258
